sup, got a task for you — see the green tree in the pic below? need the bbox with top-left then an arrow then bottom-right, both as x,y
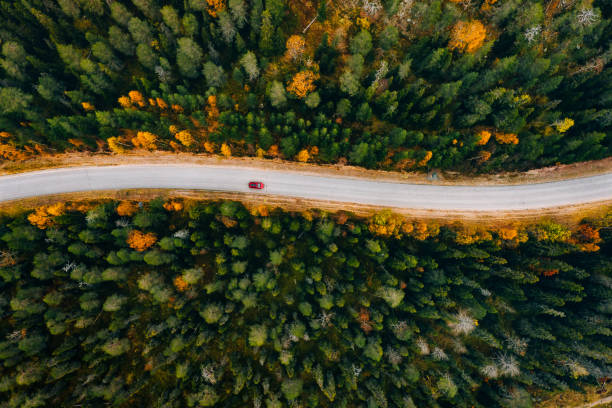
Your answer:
128,17 -> 154,45
176,37 -> 203,78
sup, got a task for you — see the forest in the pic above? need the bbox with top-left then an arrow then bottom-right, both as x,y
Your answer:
0,198 -> 610,407
0,0 -> 610,172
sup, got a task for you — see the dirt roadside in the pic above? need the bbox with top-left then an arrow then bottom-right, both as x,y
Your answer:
2,187 -> 609,228
1,152 -> 611,186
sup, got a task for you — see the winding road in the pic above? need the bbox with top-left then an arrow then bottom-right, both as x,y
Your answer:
0,165 -> 611,211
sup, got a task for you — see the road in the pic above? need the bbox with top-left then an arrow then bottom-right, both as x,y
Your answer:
0,165 -> 611,211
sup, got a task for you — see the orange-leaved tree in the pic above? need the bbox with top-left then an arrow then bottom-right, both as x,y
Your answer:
287,71 -> 319,98
116,201 -> 139,216
27,203 -> 66,229
126,230 -> 157,251
494,132 -> 519,145
449,20 -> 487,53
476,130 -> 491,145
206,0 -> 225,17
285,35 -> 306,60
128,90 -> 146,107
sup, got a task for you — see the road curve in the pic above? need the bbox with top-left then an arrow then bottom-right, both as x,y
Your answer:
0,165 -> 611,211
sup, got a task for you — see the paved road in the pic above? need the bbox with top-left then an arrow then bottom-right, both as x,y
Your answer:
0,165 -> 611,211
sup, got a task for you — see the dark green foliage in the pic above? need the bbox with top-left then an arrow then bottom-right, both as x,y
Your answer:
0,200 -> 610,407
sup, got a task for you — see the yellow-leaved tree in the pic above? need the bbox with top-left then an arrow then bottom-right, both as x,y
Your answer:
107,137 -> 127,154
296,149 -> 310,162
175,130 -> 196,147
131,131 -> 158,150
220,143 -> 231,158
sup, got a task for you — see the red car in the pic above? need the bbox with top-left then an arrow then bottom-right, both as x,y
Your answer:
248,181 -> 265,189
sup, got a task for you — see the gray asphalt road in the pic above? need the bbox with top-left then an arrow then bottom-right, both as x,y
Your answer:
0,165 -> 611,211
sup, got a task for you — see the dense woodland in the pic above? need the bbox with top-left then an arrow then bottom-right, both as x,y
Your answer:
0,0 -> 610,172
0,199 -> 610,407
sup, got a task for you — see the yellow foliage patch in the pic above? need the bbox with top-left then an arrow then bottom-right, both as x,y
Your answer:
296,149 -> 310,162
220,143 -> 231,158
175,130 -> 196,147
107,136 -> 127,154
126,230 -> 157,252
556,118 -> 574,133
131,131 -> 158,150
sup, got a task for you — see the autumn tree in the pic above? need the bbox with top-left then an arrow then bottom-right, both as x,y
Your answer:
285,35 -> 306,60
449,20 -> 487,53
286,71 -> 319,98
131,131 -> 158,150
127,230 -> 157,251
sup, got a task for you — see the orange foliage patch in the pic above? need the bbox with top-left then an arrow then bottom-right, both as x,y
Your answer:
163,201 -> 183,212
206,0 -> 225,17
28,203 -> 66,229
358,307 -> 373,334
572,224 -> 602,252
118,96 -> 132,108
0,142 -> 29,161
116,201 -> 139,216
449,20 -> 487,53
476,130 -> 491,145
285,35 -> 306,60
542,269 -> 559,277
127,230 -> 157,252
418,151 -> 433,167
498,227 -> 518,240
173,276 -> 189,292
494,132 -> 519,145
128,91 -> 145,105
287,71 -> 319,98
156,98 -> 168,109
